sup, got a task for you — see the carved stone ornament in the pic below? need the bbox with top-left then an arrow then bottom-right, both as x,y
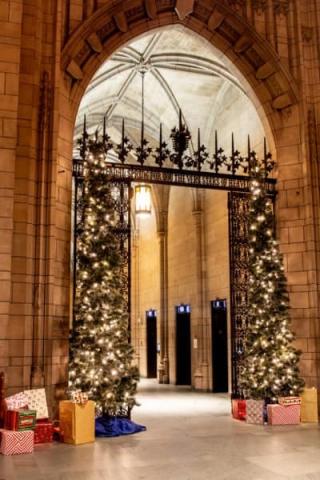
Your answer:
273,0 -> 290,16
252,0 -> 268,14
175,0 -> 195,20
226,0 -> 245,10
301,26 -> 313,43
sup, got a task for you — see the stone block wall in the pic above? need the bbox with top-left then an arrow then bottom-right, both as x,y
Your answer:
131,186 -> 230,390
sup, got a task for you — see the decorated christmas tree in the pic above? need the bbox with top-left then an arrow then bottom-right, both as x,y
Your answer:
239,164 -> 304,401
69,146 -> 139,416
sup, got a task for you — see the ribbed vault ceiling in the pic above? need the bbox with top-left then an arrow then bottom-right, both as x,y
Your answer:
75,26 -> 263,156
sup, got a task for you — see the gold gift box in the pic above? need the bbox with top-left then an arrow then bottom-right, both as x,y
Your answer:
300,388 -> 318,423
59,400 -> 95,445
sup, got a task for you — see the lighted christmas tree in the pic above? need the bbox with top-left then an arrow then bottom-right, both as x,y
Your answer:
69,147 -> 139,416
239,164 -> 304,401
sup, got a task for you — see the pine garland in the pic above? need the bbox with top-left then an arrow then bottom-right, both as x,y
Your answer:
239,168 -> 304,400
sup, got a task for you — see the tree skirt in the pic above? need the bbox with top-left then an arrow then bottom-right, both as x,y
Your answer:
95,416 -> 146,437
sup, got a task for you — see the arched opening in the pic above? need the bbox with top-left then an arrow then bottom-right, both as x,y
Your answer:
74,25 -> 272,154
70,24 -> 277,412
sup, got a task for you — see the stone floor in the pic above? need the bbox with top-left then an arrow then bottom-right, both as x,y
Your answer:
1,379 -> 320,480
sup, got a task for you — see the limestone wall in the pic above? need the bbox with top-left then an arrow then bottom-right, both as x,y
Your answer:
131,209 -> 160,377
131,186 -> 230,390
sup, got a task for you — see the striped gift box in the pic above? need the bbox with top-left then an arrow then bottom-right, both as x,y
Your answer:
278,396 -> 301,406
0,429 -> 34,455
267,404 -> 301,425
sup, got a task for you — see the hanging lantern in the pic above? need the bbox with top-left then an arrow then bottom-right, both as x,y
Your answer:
135,184 -> 152,215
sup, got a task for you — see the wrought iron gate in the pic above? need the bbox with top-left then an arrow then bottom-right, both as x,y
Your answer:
72,119 -> 276,396
228,192 -> 250,397
110,181 -> 131,335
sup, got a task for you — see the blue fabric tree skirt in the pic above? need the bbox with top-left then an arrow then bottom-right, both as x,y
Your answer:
95,416 -> 146,437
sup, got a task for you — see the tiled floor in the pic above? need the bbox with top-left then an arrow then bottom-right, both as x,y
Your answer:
1,379 -> 320,480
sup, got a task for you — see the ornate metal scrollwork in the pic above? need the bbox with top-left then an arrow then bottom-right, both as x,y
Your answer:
228,192 -> 251,397
76,113 -> 275,181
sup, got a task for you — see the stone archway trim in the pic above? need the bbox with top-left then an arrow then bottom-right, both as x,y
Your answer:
61,0 -> 300,124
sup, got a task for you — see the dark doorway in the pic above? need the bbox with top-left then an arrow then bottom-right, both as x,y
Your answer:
211,299 -> 228,392
146,310 -> 157,378
175,305 -> 191,385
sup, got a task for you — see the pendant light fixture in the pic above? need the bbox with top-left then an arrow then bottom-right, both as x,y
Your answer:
135,60 -> 152,216
135,184 -> 152,215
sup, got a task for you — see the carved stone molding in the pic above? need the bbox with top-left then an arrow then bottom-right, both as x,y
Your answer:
272,92 -> 292,110
114,12 -> 128,33
256,62 -> 275,80
61,0 -> 299,114
225,0 -> 245,10
207,9 -> 225,31
66,59 -> 83,80
301,26 -> 313,43
175,0 -> 195,20
273,0 -> 290,16
87,32 -> 103,53
252,0 -> 268,15
145,0 -> 157,19
234,34 -> 252,53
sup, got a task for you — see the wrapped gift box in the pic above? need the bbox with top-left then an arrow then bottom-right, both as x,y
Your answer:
267,404 -> 300,425
34,420 -> 53,444
300,388 -> 318,423
4,393 -> 28,411
0,429 -> 34,455
246,399 -> 264,424
232,399 -> 246,420
278,396 -> 301,406
23,388 -> 49,419
59,400 -> 95,445
5,410 -> 36,431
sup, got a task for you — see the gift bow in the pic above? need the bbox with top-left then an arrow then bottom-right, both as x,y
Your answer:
71,390 -> 89,405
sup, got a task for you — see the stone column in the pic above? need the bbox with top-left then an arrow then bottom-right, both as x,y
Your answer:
158,212 -> 169,384
192,192 -> 210,390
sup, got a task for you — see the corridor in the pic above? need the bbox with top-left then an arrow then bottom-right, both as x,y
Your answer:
1,380 -> 320,480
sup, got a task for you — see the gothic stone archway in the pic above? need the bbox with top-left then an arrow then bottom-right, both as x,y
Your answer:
48,1 -> 319,401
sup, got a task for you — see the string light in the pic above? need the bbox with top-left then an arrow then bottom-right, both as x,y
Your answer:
238,164 -> 304,400
69,142 -> 140,416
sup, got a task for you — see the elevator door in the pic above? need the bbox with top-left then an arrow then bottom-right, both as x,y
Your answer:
176,309 -> 191,385
211,299 -> 228,392
146,311 -> 157,378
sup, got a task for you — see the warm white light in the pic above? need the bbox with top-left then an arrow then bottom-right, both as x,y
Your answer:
135,184 -> 151,215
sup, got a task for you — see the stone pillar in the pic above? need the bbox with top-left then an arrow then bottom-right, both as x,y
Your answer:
158,214 -> 169,383
192,192 -> 209,390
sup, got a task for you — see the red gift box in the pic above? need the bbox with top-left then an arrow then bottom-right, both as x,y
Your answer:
34,420 -> 53,444
232,399 -> 246,420
0,429 -> 34,455
5,409 -> 36,431
267,404 -> 300,425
